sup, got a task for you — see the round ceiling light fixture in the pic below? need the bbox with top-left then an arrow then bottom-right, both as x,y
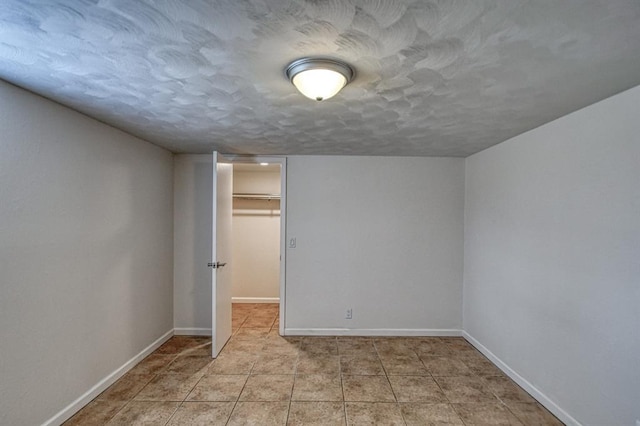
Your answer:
286,57 -> 354,101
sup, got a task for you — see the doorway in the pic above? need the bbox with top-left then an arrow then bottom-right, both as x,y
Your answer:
229,158 -> 286,336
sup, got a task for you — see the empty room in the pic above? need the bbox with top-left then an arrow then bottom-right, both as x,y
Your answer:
0,1 -> 638,426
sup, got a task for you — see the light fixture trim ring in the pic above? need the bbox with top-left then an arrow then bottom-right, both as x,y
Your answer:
285,57 -> 354,85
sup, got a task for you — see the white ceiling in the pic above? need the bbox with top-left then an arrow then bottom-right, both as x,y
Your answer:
1,1 -> 639,157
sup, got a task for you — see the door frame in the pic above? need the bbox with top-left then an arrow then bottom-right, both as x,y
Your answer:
227,155 -> 287,336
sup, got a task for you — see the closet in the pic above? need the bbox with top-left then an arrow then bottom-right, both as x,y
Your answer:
231,163 -> 281,304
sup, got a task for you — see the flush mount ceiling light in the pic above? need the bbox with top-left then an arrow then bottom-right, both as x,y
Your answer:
286,57 -> 354,101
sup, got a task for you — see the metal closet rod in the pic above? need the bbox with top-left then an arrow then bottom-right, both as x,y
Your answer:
232,193 -> 281,201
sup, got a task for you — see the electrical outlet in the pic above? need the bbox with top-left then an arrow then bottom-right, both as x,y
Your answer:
288,237 -> 296,248
346,309 -> 352,319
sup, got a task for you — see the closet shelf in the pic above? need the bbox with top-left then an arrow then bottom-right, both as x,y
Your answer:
233,193 -> 280,201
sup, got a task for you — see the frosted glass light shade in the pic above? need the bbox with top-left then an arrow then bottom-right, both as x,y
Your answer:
292,69 -> 347,101
286,58 -> 354,101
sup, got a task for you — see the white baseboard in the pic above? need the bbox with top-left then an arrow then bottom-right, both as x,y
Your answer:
174,327 -> 212,336
232,297 -> 280,304
43,329 -> 174,426
462,331 -> 580,426
284,328 -> 462,337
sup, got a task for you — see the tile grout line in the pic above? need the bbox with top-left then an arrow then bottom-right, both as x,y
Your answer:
162,402 -> 182,426
394,345 -> 426,426
373,339 -> 407,425
339,343 -> 349,426
162,358 -> 200,426
102,400 -> 129,425
432,341 -> 466,426
225,307 -> 266,425
284,324 -> 298,426
225,375 -> 248,426
100,370 -> 157,425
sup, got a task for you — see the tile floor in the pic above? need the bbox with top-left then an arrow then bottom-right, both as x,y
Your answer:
64,304 -> 563,425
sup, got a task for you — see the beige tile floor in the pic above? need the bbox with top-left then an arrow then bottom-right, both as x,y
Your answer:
64,304 -> 563,425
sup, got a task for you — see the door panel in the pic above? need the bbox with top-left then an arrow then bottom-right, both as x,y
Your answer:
212,152 -> 233,357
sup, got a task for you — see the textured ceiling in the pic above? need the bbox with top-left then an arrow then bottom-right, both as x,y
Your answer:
1,1 -> 639,156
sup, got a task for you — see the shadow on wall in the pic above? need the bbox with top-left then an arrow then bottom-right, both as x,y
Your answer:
233,198 -> 280,217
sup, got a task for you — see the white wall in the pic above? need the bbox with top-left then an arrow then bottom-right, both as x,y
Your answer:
0,80 -> 174,426
173,155 -> 213,333
232,169 -> 281,301
285,156 -> 465,334
233,167 -> 281,195
464,86 -> 640,426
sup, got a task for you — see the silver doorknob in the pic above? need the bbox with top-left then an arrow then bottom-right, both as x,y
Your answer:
207,262 -> 227,269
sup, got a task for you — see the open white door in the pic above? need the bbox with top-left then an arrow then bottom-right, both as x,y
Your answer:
210,152 -> 233,357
